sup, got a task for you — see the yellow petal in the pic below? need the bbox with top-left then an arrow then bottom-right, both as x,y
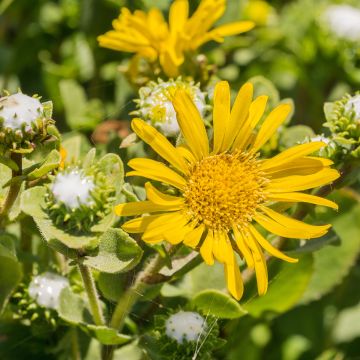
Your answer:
127,158 -> 187,190
232,226 -> 254,268
224,257 -> 244,300
225,83 -> 254,149
164,221 -> 194,245
212,81 -> 231,153
267,168 -> 340,192
260,206 -> 331,235
248,225 -> 298,263
251,103 -> 292,152
200,230 -> 214,265
114,200 -> 182,216
131,118 -> 188,174
142,212 -> 187,242
232,94 -> 268,151
244,232 -> 268,295
261,142 -> 326,171
212,231 -> 231,263
176,144 -> 196,164
145,182 -> 184,207
159,49 -> 181,77
183,224 -> 205,248
267,192 -> 338,210
172,89 -> 209,160
169,0 -> 189,34
211,21 -> 255,37
264,157 -> 331,177
122,214 -> 161,233
254,211 -> 329,239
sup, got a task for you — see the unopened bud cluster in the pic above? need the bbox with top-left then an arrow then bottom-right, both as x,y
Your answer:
132,78 -> 207,137
45,165 -> 116,233
11,272 -> 68,328
0,92 -> 55,154
324,93 -> 360,159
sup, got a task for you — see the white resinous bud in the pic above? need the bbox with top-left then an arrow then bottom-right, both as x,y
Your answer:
135,79 -> 206,137
0,93 -> 43,130
28,272 -> 69,310
51,169 -> 95,209
324,5 -> 360,41
345,94 -> 360,119
165,311 -> 207,344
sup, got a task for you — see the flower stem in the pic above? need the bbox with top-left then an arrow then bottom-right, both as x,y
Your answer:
78,262 -> 105,326
0,152 -> 22,228
110,244 -> 179,331
70,327 -> 81,360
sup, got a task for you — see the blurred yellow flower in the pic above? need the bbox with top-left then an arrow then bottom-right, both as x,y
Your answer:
115,81 -> 339,300
98,0 -> 254,77
244,0 -> 274,26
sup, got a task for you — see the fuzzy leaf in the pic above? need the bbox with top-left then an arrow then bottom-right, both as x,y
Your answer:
0,155 -> 19,171
301,204 -> 360,303
192,289 -> 247,319
86,325 -> 132,345
61,132 -> 91,162
83,228 -> 143,273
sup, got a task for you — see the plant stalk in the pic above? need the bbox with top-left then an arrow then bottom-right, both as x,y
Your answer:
0,152 -> 22,228
78,262 -> 105,326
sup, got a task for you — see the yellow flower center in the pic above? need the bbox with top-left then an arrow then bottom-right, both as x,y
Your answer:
183,151 -> 268,231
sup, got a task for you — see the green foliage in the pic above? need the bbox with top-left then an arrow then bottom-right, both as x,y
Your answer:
192,289 -> 247,319
0,234 -> 22,314
83,228 -> 143,273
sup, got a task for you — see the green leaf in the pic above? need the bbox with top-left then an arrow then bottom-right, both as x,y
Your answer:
324,102 -> 335,122
83,148 -> 97,169
58,288 -> 131,346
301,204 -> 360,303
280,125 -> 315,148
332,303 -> 360,343
191,289 -> 247,319
83,228 -> 143,273
0,155 -> 19,171
61,132 -> 91,162
21,187 -> 98,249
0,234 -> 23,314
98,273 -> 125,302
86,325 -> 131,345
244,254 -> 313,317
161,262 -> 226,298
59,79 -> 104,131
91,153 -> 124,233
27,149 -> 60,180
58,287 -> 92,325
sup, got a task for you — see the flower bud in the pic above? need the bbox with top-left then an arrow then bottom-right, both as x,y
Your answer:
133,78 -> 207,137
0,92 -> 56,154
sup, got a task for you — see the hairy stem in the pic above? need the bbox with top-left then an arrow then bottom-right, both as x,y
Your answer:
0,152 -> 22,228
70,327 -> 81,360
78,262 -> 105,326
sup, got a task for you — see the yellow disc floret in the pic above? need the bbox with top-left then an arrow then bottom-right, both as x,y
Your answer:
183,151 -> 268,231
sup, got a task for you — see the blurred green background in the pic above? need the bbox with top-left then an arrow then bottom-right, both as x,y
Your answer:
1,0 -> 360,359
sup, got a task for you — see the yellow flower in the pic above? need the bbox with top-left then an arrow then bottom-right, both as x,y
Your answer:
244,0 -> 274,26
115,81 -> 339,300
98,0 -> 254,77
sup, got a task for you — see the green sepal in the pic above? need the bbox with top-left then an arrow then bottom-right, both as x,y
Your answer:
83,228 -> 143,273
